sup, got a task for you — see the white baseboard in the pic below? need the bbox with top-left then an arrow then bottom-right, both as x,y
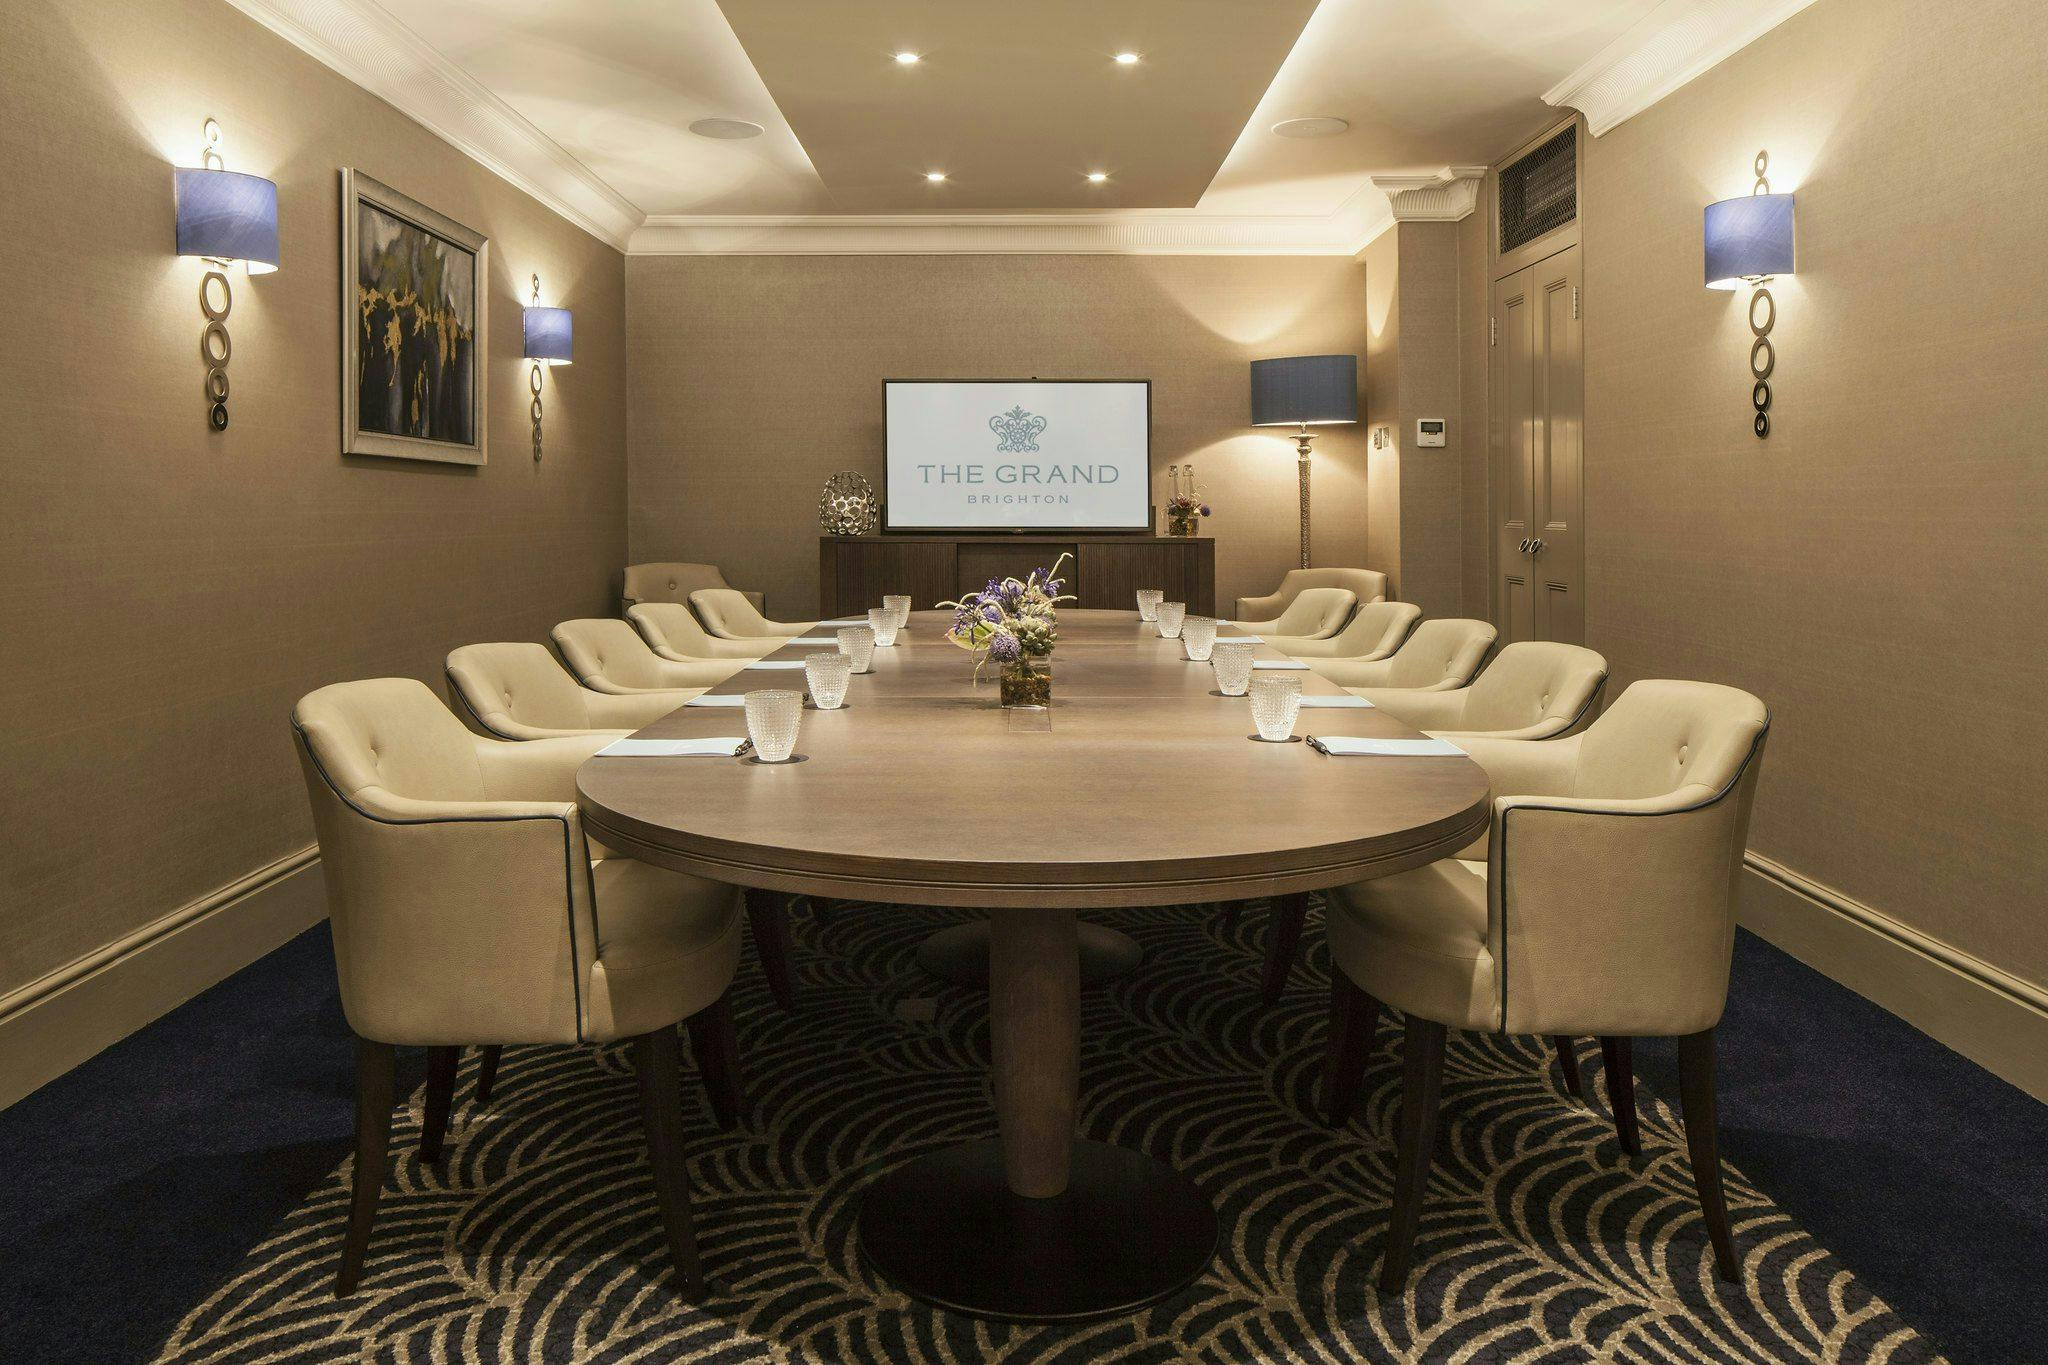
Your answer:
0,848 -> 327,1110
1740,853 -> 2048,1102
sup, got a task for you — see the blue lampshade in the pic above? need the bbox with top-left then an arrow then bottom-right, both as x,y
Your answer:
1704,193 -> 1795,290
174,168 -> 279,273
523,306 -> 573,364
1250,354 -> 1358,427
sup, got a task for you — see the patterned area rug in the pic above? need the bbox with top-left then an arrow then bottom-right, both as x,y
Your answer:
155,902 -> 1942,1364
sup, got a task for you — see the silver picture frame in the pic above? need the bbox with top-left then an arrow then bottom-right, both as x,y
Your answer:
340,168 -> 489,464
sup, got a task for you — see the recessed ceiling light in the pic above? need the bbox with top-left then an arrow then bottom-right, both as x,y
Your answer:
925,171 -> 947,183
1272,116 -> 1350,140
894,51 -> 921,65
1087,172 -> 1109,183
688,117 -> 764,140
1114,52 -> 1141,65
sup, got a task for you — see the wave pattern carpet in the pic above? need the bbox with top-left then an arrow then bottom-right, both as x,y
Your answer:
153,901 -> 1942,1364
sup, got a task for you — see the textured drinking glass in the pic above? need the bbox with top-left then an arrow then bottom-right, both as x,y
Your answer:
1181,615 -> 1218,661
1249,674 -> 1304,741
744,689 -> 803,762
1156,601 -> 1187,640
868,607 -> 900,647
837,625 -> 876,673
1212,641 -> 1255,696
804,651 -> 852,709
884,595 -> 912,630
1135,589 -> 1163,622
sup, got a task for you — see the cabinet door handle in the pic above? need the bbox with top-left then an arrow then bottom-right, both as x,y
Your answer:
1518,538 -> 1531,554
1530,537 -> 1546,554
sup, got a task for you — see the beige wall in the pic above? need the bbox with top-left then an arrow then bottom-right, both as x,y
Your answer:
0,0 -> 627,999
1457,191 -> 1492,618
1359,230 -> 1402,592
626,255 -> 1371,617
1578,0 -> 2048,985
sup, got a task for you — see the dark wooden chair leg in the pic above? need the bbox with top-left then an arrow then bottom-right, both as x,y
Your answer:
744,887 -> 797,1013
1379,1015 -> 1447,1293
1552,1036 -> 1584,1099
336,1039 -> 395,1296
1323,974 -> 1381,1126
1221,902 -> 1242,933
1679,1028 -> 1741,1283
474,1045 -> 502,1107
1259,892 -> 1311,1005
418,1045 -> 458,1163
807,895 -> 833,924
631,1028 -> 706,1297
1600,1036 -> 1640,1157
685,994 -> 746,1131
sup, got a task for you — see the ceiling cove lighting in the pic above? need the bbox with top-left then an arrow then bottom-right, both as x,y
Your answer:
173,116 -> 280,432
522,274 -> 572,464
1114,52 -> 1141,65
1704,149 -> 1796,438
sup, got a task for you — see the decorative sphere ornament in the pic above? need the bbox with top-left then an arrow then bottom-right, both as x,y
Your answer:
818,471 -> 880,535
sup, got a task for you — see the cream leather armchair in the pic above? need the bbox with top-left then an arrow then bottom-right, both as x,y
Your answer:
689,588 -> 817,640
292,678 -> 748,1298
623,562 -> 764,617
1235,568 -> 1388,628
1230,587 -> 1354,639
1271,600 -> 1421,660
1311,618 -> 1495,690
1354,641 -> 1607,741
553,619 -> 743,694
630,601 -> 778,661
1321,679 -> 1770,1290
447,643 -> 699,740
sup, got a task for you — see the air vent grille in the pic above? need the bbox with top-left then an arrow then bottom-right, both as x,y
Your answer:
1499,128 -> 1576,253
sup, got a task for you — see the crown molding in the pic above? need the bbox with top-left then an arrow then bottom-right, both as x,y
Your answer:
222,0 -> 643,249
631,185 -> 1393,257
1369,167 -> 1487,222
1543,0 -> 1820,137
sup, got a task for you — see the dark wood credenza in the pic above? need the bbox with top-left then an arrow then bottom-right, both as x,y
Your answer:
820,535 -> 1215,617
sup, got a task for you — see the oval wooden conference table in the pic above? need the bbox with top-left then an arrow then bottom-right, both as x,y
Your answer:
578,608 -> 1490,1321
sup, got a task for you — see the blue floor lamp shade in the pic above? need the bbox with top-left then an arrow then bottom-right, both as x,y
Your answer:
174,168 -> 279,272
1250,354 -> 1358,428
522,306 -> 573,364
1704,193 -> 1794,288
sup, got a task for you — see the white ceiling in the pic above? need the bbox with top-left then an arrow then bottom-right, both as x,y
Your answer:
395,0 -> 1659,219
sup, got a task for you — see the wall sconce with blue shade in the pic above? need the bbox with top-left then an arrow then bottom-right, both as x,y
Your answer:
522,275 -> 572,462
174,118 -> 279,431
1704,150 -> 1795,438
1250,353 -> 1358,568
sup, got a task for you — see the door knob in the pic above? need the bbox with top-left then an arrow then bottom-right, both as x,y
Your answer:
1531,537 -> 1546,554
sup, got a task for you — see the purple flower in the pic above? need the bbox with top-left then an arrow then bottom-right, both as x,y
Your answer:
1199,504 -> 1211,516
987,631 -> 1022,663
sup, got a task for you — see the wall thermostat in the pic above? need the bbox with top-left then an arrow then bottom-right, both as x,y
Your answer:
1416,418 -> 1447,448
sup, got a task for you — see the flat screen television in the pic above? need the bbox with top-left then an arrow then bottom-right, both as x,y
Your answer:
883,379 -> 1151,532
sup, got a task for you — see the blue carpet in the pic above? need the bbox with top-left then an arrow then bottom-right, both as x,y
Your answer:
0,922 -> 2040,1363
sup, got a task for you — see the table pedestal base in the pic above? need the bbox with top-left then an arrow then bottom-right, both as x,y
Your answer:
916,920 -> 1143,988
858,1138 -> 1217,1322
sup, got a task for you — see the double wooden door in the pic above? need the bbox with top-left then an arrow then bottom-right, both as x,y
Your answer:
1491,245 -> 1584,645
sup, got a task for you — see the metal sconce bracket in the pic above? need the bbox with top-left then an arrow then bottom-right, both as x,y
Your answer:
529,275 -> 545,462
1746,150 -> 1776,439
199,118 -> 233,431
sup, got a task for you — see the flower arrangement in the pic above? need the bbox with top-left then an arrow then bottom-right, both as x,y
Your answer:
1165,464 -> 1211,537
939,553 -> 1075,706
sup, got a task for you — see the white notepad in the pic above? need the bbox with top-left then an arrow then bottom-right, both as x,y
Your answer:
597,737 -> 747,758
684,694 -> 748,707
1297,694 -> 1375,708
1251,659 -> 1309,670
785,636 -> 837,645
1306,736 -> 1465,757
743,659 -> 809,670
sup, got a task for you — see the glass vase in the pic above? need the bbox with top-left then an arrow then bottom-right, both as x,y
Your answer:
999,658 -> 1052,708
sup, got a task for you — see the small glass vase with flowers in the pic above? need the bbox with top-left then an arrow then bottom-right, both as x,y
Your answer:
939,553 -> 1074,708
1164,464 -> 1211,537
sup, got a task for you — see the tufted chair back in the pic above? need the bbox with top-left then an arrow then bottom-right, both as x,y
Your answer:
551,618 -> 738,694
628,601 -> 773,661
1572,679 -> 1768,804
448,643 -> 597,735
1274,600 -> 1420,659
1459,643 -> 1607,736
1235,568 -> 1388,623
1381,619 -> 1497,689
1262,588 -> 1356,638
622,562 -> 760,612
301,676 -> 486,804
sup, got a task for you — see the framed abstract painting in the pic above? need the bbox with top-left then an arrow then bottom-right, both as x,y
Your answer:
340,169 -> 489,464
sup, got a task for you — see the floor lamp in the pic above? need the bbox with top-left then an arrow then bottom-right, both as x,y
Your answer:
1250,354 -> 1359,568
